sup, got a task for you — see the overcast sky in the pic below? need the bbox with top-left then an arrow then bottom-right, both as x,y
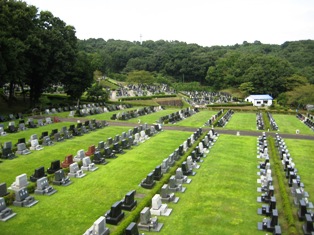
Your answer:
24,0 -> 314,47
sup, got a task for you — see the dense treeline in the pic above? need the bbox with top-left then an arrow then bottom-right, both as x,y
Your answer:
0,0 -> 93,106
78,38 -> 314,98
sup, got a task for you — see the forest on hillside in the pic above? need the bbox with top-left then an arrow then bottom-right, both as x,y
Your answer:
1,0 -> 314,108
78,38 -> 314,99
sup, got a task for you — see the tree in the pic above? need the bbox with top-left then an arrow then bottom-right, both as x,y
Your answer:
239,82 -> 255,96
63,51 -> 94,101
0,0 -> 37,102
285,84 -> 314,107
86,84 -> 108,101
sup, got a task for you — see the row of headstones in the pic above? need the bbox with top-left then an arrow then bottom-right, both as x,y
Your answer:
267,112 -> 279,131
71,103 -> 133,118
217,109 -> 234,127
256,111 -> 265,130
0,119 -> 109,160
84,189 -> 139,235
0,102 -> 113,123
158,107 -> 199,124
256,133 -> 282,234
113,83 -> 176,99
204,109 -> 224,127
0,113 -> 24,123
181,91 -> 234,107
275,134 -> 314,234
296,113 -> 314,131
110,106 -> 164,121
0,124 -> 163,222
0,117 -> 55,136
136,129 -> 218,233
45,102 -> 130,115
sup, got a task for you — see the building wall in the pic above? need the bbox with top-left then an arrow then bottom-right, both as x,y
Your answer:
253,99 -> 272,106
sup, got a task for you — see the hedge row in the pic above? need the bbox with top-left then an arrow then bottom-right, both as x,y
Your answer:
268,137 -> 298,234
112,131 -> 208,235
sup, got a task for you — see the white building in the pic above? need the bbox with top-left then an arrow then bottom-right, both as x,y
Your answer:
245,94 -> 273,107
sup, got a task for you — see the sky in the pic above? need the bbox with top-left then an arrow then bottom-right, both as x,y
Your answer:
24,0 -> 314,47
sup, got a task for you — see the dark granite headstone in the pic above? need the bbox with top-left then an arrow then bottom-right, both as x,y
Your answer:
30,166 -> 47,182
105,201 -> 125,225
121,190 -> 137,211
47,160 -> 61,174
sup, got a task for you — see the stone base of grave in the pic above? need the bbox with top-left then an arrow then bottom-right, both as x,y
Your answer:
13,198 -> 38,208
192,164 -> 200,169
105,212 -> 125,225
176,177 -> 192,184
183,171 -> 196,176
138,222 -> 163,232
0,210 -> 17,222
35,187 -> 57,196
161,194 -> 179,204
84,226 -> 109,235
93,159 -> 107,165
150,205 -> 172,216
121,200 -> 137,211
68,171 -> 86,178
81,165 -> 98,172
53,179 -> 72,186
169,185 -> 186,193
140,181 -> 155,189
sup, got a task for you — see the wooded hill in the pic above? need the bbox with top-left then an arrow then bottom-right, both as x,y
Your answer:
78,39 -> 314,98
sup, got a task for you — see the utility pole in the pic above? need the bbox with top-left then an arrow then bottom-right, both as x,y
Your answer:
140,34 -> 142,45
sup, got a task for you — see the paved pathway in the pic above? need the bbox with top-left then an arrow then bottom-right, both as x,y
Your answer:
59,117 -> 314,141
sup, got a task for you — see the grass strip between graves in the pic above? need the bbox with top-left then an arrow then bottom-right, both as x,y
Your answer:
268,137 -> 299,234
112,131 -> 208,235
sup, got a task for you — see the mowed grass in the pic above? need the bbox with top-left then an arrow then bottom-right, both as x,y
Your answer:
0,130 -> 192,235
145,135 -> 264,235
172,110 -> 218,127
0,122 -> 74,145
272,114 -> 314,135
221,112 -> 258,131
282,139 -> 314,205
0,125 -> 132,185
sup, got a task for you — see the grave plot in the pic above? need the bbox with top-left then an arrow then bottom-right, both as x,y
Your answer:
220,112 -> 257,131
283,139 -> 314,207
173,110 -> 218,127
0,122 -> 74,145
0,130 -> 191,235
273,114 -> 314,135
0,126 -> 131,187
122,108 -> 181,124
145,135 -> 265,235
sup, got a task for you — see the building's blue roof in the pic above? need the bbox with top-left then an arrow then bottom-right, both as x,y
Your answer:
247,95 -> 273,100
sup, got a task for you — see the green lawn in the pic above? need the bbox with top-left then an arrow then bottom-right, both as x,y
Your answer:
272,114 -> 314,135
145,135 -> 264,235
221,112 -> 258,131
0,122 -> 74,145
283,139 -> 314,205
1,110 -> 313,235
1,130 -> 192,235
172,110 -> 218,127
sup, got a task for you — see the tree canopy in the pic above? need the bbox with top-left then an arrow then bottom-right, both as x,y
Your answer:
0,0 -> 93,106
